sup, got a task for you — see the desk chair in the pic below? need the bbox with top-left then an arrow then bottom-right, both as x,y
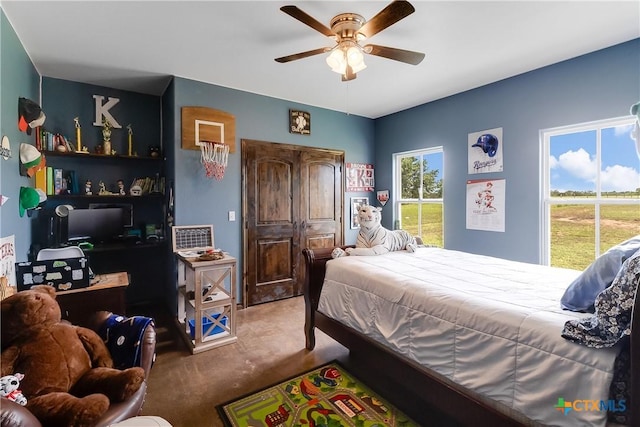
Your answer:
36,246 -> 85,260
37,246 -> 95,278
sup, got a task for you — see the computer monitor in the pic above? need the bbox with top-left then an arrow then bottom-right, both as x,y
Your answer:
66,207 -> 124,243
88,203 -> 133,228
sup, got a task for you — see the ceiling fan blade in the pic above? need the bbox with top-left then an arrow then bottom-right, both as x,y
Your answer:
275,47 -> 330,63
358,0 -> 416,39
364,44 -> 425,65
280,5 -> 334,38
341,64 -> 357,82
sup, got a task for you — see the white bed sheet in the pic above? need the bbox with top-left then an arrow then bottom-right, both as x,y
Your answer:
318,247 -> 621,427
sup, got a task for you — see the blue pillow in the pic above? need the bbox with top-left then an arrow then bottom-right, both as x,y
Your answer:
561,235 -> 640,312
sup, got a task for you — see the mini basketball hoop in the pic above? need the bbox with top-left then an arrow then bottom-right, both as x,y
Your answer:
200,141 -> 229,180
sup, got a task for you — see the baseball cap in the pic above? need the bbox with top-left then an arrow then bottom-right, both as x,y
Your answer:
19,187 -> 47,217
18,98 -> 46,136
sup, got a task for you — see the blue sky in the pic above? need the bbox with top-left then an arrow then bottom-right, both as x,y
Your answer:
424,152 -> 443,180
549,124 -> 640,192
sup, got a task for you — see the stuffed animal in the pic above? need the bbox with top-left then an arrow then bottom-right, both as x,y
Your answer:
0,373 -> 27,405
1,285 -> 145,427
332,205 -> 417,258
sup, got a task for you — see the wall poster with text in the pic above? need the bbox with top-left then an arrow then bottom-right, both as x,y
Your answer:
346,163 -> 374,192
468,127 -> 503,174
0,235 -> 16,288
466,179 -> 505,232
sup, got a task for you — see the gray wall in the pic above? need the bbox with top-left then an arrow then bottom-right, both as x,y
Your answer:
374,38 -> 640,264
0,10 -> 40,261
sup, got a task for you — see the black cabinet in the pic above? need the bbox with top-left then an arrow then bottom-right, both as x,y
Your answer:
30,151 -> 171,308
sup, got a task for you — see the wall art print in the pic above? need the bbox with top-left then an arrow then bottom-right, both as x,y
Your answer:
350,197 -> 369,229
468,127 -> 503,174
346,163 -> 374,192
466,179 -> 505,232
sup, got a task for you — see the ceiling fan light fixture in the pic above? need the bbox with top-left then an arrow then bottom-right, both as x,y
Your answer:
326,49 -> 347,74
326,44 -> 367,75
277,2 -> 423,81
346,46 -> 366,73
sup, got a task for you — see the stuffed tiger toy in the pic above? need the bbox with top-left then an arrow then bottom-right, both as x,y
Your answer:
332,205 -> 417,258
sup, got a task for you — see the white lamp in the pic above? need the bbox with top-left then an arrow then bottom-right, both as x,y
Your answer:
326,42 -> 367,75
326,49 -> 346,74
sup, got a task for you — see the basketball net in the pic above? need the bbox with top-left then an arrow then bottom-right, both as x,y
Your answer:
200,141 -> 229,180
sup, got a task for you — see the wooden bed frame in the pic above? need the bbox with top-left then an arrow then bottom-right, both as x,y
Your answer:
303,246 -> 639,427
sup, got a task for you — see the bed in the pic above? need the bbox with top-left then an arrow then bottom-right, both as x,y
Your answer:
303,246 -> 639,427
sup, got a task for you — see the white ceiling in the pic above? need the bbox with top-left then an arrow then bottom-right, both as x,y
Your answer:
2,1 -> 639,119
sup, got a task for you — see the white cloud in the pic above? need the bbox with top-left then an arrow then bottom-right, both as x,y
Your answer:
554,148 -> 640,191
601,164 -> 640,192
557,148 -> 596,181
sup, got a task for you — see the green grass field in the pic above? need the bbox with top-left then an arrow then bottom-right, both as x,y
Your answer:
398,203 -> 443,247
551,204 -> 639,269
398,203 -> 639,269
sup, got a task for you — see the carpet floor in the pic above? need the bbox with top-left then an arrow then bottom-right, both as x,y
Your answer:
137,296 -> 459,427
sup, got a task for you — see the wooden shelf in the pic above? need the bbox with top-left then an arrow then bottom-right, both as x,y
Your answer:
43,150 -> 162,161
46,193 -> 164,200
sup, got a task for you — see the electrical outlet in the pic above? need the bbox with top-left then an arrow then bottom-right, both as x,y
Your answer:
228,211 -> 236,221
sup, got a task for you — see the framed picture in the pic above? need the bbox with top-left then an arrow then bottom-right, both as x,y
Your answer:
350,197 -> 369,229
376,190 -> 389,206
289,110 -> 310,135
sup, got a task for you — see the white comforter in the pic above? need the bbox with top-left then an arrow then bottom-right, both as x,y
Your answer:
318,247 -> 621,427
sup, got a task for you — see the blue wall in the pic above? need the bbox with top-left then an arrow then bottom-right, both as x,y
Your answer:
166,77 -> 375,307
0,10 -> 40,261
41,78 -> 161,156
374,38 -> 640,264
3,8 -> 637,304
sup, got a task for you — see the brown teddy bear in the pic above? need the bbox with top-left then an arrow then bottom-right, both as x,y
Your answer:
1,285 -> 145,427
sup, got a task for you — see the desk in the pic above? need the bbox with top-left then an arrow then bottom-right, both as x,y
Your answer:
56,272 -> 129,325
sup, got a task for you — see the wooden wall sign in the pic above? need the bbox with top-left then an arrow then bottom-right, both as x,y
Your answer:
181,107 -> 236,153
289,110 -> 310,135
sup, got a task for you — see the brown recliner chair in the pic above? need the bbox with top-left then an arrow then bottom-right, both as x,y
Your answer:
0,311 -> 156,427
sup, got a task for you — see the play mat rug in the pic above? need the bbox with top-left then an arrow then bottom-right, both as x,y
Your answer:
218,361 -> 418,426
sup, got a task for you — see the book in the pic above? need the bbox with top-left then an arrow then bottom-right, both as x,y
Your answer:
46,167 -> 54,195
34,167 -> 47,193
54,168 -> 65,194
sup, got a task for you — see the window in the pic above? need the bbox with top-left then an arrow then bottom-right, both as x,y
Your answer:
393,147 -> 444,247
541,116 -> 639,269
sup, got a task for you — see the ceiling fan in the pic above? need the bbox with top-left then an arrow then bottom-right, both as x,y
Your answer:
275,0 -> 425,81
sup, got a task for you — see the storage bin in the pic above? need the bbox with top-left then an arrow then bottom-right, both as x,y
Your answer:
188,315 -> 227,338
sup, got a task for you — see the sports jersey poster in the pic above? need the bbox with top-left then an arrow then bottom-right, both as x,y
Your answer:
468,127 -> 503,174
466,179 -> 505,232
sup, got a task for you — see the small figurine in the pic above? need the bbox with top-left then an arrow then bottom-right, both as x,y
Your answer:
102,118 -> 112,156
117,179 -> 126,195
73,117 -> 82,152
85,180 -> 92,195
0,373 -> 27,406
127,124 -> 133,156
98,181 -> 113,195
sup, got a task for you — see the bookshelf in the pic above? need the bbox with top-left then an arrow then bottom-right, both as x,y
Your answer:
30,148 -> 170,307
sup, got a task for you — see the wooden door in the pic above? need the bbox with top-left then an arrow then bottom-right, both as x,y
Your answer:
296,149 -> 343,295
243,140 -> 343,306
